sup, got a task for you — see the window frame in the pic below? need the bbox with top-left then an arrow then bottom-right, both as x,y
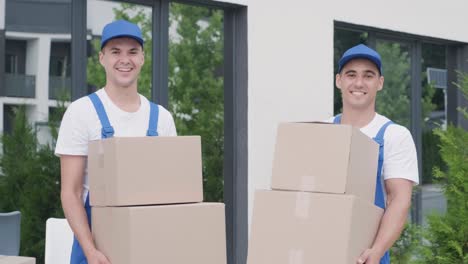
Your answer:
335,21 -> 467,224
72,1 -> 248,263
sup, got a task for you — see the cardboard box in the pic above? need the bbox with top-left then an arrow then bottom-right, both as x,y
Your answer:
88,136 -> 203,206
92,203 -> 227,264
247,190 -> 383,264
271,122 -> 379,203
0,256 -> 35,264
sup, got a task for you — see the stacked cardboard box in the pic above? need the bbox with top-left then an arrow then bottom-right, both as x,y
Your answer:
248,122 -> 384,264
88,136 -> 226,264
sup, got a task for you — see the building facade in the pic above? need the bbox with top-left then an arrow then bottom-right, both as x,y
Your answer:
1,0 -> 467,263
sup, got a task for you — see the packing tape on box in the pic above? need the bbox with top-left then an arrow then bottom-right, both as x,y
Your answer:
300,175 -> 316,191
295,192 -> 310,219
288,249 -> 304,264
98,141 -> 105,168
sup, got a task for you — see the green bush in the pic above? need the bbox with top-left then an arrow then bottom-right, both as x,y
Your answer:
390,72 -> 468,264
0,106 -> 64,264
390,223 -> 421,264
416,72 -> 468,264
422,130 -> 445,184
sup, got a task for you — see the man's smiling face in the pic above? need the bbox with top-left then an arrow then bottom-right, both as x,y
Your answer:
336,58 -> 384,111
99,37 -> 144,89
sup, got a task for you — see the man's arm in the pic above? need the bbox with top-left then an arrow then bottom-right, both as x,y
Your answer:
357,178 -> 413,264
60,155 -> 110,264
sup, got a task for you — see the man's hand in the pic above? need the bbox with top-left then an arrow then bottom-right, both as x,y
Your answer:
61,155 -> 108,264
356,178 -> 413,264
87,248 -> 112,264
356,248 -> 383,264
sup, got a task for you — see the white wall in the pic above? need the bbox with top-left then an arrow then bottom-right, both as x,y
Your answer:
28,36 -> 51,134
333,0 -> 468,43
245,0 -> 468,225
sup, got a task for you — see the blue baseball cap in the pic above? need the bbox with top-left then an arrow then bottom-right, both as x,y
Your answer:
338,44 -> 382,75
100,20 -> 144,49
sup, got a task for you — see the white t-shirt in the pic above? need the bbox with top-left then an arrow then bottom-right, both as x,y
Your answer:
327,113 -> 419,186
55,88 -> 177,203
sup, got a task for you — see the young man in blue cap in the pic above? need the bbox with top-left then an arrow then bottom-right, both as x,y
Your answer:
55,20 -> 177,264
332,44 -> 419,264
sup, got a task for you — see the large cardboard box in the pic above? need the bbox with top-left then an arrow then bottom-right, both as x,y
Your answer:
271,122 -> 379,203
92,203 -> 227,264
88,136 -> 203,206
247,190 -> 383,264
0,256 -> 35,264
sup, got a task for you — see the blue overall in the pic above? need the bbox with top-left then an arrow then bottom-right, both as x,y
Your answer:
69,92 -> 160,264
333,115 -> 392,264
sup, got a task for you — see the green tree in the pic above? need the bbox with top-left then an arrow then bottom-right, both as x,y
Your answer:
422,129 -> 444,184
375,41 -> 411,127
0,107 -> 38,211
390,223 -> 421,264
376,41 -> 436,128
87,3 -> 153,99
376,42 -> 441,185
417,72 -> 468,264
86,3 -> 225,202
169,4 -> 224,201
420,43 -> 446,184
0,106 -> 65,264
333,29 -> 368,114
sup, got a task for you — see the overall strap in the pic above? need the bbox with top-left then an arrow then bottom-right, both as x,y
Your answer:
372,120 -> 394,210
72,92 -> 111,264
374,120 -> 394,142
84,194 -> 91,224
88,92 -> 114,139
374,120 -> 393,264
333,114 -> 342,124
146,102 -> 160,136
332,114 -> 392,264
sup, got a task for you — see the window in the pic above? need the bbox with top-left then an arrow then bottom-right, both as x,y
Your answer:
50,42 -> 72,100
168,2 -> 225,202
5,39 -> 26,74
334,23 -> 460,226
78,1 -> 247,262
50,55 -> 70,77
86,1 -> 153,97
3,104 -> 16,134
375,39 -> 412,128
5,54 -> 18,74
333,27 -> 368,114
421,42 -> 447,225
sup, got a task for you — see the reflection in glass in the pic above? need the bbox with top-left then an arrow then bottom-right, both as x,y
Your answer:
87,1 -> 153,98
49,42 -> 72,100
333,28 -> 368,114
5,54 -> 18,74
375,40 -> 412,128
169,3 -> 224,202
421,43 -> 447,225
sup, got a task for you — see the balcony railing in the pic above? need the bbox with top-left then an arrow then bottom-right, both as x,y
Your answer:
49,76 -> 71,100
4,73 -> 36,98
